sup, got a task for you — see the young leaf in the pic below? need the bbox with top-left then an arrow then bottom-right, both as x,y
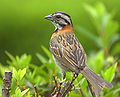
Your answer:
69,93 -> 81,97
16,56 -> 21,65
21,88 -> 29,96
104,88 -> 120,97
15,87 -> 22,97
20,54 -> 31,68
88,51 -> 104,73
20,68 -> 26,80
13,68 -> 18,81
41,45 -> 53,60
80,78 -> 88,94
5,51 -> 17,64
36,53 -> 47,63
111,42 -> 120,56
102,63 -> 117,82
75,25 -> 98,42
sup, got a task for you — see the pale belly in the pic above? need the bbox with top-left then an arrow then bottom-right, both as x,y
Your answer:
53,55 -> 71,73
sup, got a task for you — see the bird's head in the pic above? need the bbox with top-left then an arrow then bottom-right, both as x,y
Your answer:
44,12 -> 72,30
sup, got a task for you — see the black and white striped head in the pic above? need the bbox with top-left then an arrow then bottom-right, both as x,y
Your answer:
45,12 -> 72,30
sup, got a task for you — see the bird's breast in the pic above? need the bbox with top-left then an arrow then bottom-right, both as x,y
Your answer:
51,25 -> 74,39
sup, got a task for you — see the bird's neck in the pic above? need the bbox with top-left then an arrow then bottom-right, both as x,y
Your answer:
54,25 -> 74,33
51,25 -> 74,39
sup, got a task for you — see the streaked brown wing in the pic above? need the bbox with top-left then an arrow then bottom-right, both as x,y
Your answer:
50,33 -> 86,73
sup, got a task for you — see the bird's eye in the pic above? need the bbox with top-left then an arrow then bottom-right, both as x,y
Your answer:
56,15 -> 61,18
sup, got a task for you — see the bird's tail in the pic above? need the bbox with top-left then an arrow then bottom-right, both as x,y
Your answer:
80,66 -> 113,97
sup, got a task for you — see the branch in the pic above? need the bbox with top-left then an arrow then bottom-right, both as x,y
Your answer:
51,80 -> 74,97
51,73 -> 78,97
34,85 -> 39,97
87,80 -> 96,97
78,84 -> 85,97
2,70 -> 12,97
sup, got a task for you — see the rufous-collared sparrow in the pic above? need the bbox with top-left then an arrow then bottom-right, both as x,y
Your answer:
45,12 -> 113,96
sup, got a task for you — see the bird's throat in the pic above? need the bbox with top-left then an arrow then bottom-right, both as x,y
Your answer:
51,25 -> 74,39
55,25 -> 74,33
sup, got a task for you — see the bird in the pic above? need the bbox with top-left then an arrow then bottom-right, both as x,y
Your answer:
44,12 -> 113,96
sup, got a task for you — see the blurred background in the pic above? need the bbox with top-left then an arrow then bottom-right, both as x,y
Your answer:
0,0 -> 120,65
0,0 -> 120,97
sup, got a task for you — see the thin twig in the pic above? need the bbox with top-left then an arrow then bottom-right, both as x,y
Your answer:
34,85 -> 39,97
61,73 -> 78,97
52,75 -> 63,97
51,75 -> 58,96
87,80 -> 96,97
53,75 -> 58,88
51,73 -> 75,97
111,57 -> 120,66
78,84 -> 85,97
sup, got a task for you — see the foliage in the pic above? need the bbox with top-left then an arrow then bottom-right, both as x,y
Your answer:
76,2 -> 120,58
0,2 -> 120,97
0,47 -> 60,96
0,48 -> 119,97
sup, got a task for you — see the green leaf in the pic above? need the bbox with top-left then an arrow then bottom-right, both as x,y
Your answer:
88,51 -> 104,73
69,92 -> 81,97
16,56 -> 21,65
20,54 -> 32,68
102,13 -> 110,30
15,87 -> 22,97
13,68 -> 26,82
109,34 -> 120,49
94,51 -> 104,73
104,88 -> 120,97
41,45 -> 53,60
5,51 -> 17,64
75,25 -> 98,42
36,53 -> 47,63
20,68 -> 26,80
7,60 -> 18,69
10,79 -> 17,94
105,20 -> 119,46
74,74 -> 83,87
84,3 -> 101,31
13,68 -> 18,81
17,69 -> 21,81
113,88 -> 120,95
31,67 -> 37,79
84,4 -> 97,19
80,78 -> 88,93
111,42 -> 120,56
95,2 -> 106,17
21,88 -> 29,96
102,63 -> 117,82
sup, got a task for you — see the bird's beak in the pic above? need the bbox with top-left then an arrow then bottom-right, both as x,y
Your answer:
44,15 -> 53,21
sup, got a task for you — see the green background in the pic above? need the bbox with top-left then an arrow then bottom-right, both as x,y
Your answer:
0,0 -> 120,64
